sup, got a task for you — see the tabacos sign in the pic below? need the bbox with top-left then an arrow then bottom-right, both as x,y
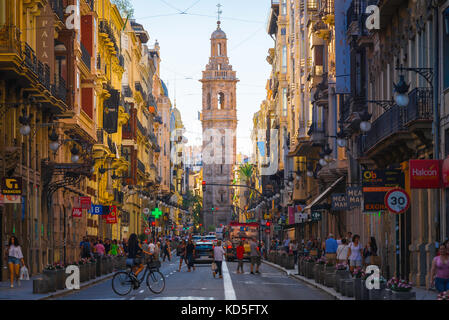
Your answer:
409,160 -> 442,189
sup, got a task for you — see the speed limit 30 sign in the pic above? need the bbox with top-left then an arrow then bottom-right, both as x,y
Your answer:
384,188 -> 410,214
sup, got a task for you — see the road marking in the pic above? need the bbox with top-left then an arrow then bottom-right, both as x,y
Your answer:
139,290 -> 144,293
222,261 -> 236,300
145,296 -> 215,300
130,296 -> 135,300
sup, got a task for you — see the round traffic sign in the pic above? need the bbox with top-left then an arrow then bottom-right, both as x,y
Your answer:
144,227 -> 151,235
143,208 -> 150,214
385,188 -> 410,214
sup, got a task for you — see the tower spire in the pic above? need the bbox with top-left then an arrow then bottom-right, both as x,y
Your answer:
217,3 -> 222,28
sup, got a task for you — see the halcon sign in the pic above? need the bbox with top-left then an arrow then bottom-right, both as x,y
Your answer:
409,160 -> 442,189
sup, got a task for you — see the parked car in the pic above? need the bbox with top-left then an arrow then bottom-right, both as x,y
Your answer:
192,235 -> 202,244
203,235 -> 218,245
193,239 -> 214,264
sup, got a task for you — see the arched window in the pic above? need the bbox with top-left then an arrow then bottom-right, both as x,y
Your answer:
207,92 -> 211,109
218,43 -> 222,56
218,64 -> 221,70
230,92 -> 233,109
217,92 -> 224,109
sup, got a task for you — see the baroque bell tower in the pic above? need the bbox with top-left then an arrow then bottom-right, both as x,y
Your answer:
200,14 -> 238,230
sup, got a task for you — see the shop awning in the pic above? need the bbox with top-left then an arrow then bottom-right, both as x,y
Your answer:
304,176 -> 345,211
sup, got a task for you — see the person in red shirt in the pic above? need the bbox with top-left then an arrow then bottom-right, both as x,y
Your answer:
236,241 -> 245,274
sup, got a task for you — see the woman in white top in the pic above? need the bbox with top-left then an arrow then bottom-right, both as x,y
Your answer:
347,234 -> 363,272
336,238 -> 349,265
4,236 -> 25,288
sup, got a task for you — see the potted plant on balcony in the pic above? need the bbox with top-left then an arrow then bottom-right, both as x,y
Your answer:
387,277 -> 415,300
54,262 -> 66,290
334,263 -> 350,292
43,264 -> 57,292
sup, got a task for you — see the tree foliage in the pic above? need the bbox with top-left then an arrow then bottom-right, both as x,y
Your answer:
112,0 -> 134,18
238,163 -> 254,184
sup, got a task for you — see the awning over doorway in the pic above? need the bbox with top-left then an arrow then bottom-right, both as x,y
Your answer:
304,176 -> 345,212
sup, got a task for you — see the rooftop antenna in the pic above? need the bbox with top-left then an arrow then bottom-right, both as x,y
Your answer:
217,3 -> 222,28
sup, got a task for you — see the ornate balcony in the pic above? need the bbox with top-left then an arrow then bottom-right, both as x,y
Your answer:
50,0 -> 64,22
361,88 -> 433,166
80,42 -> 91,71
137,159 -> 146,174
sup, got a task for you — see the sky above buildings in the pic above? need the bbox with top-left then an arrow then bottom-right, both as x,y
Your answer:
131,0 -> 273,155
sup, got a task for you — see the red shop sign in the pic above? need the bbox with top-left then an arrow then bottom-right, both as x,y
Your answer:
106,205 -> 118,224
80,197 -> 91,209
72,208 -> 83,218
409,160 -> 442,189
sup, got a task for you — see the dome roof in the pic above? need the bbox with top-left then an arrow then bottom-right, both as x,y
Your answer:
211,24 -> 226,39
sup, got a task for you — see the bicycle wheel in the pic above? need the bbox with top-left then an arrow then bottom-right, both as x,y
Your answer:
112,271 -> 133,296
146,270 -> 165,294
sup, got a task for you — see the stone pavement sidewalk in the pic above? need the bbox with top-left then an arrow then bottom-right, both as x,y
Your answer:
0,272 -> 115,300
262,260 -> 439,300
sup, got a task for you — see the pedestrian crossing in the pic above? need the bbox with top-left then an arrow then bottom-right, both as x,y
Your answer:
145,296 -> 215,300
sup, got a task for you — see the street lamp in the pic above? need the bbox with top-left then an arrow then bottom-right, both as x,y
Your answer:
18,109 -> 32,136
393,75 -> 410,107
359,110 -> 372,133
49,129 -> 60,152
70,144 -> 80,163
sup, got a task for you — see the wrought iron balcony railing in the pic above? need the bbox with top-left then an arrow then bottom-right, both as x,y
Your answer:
137,159 -> 146,173
99,20 -> 119,53
137,119 -> 147,136
363,87 -> 433,153
80,42 -> 91,71
50,0 -> 64,22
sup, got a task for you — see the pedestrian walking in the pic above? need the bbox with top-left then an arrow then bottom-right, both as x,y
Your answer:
95,240 -> 105,257
80,236 -> 92,259
185,238 -> 196,272
336,238 -> 349,265
104,239 -> 111,255
363,237 -> 378,266
213,240 -> 225,279
324,234 -> 338,265
177,240 -> 187,272
162,239 -> 171,262
250,237 -> 261,274
110,240 -> 118,256
291,240 -> 298,265
347,234 -> 363,272
4,236 -> 25,288
430,243 -> 449,293
236,241 -> 245,274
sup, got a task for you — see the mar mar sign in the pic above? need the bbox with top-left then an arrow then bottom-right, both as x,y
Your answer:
385,188 -> 410,214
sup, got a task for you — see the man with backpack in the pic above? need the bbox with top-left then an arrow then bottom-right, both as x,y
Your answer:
80,237 -> 92,259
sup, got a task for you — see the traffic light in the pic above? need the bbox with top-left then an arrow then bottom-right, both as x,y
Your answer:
151,221 -> 156,226
266,221 -> 271,227
202,180 -> 206,192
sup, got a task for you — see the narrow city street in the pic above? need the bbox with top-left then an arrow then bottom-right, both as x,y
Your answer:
55,257 -> 331,300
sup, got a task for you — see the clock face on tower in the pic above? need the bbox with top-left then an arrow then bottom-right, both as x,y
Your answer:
200,21 -> 238,228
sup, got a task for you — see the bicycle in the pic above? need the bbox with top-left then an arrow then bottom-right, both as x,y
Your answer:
112,257 -> 165,296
